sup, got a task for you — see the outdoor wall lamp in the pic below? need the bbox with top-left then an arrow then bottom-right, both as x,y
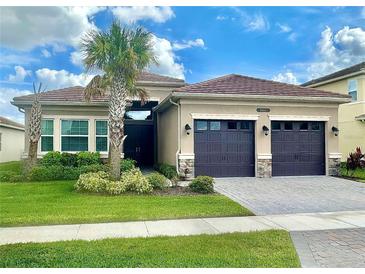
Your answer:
332,126 -> 339,136
185,124 -> 192,135
262,125 -> 270,136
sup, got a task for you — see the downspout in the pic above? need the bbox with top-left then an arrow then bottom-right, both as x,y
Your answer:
169,98 -> 181,176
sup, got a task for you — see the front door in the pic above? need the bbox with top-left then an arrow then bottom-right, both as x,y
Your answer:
124,123 -> 154,166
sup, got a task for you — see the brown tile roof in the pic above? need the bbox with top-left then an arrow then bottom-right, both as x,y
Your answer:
13,72 -> 185,103
302,61 -> 365,87
174,74 -> 350,99
137,71 -> 184,83
0,116 -> 24,129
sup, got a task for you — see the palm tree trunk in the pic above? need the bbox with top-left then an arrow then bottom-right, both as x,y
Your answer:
108,74 -> 127,180
25,141 -> 38,174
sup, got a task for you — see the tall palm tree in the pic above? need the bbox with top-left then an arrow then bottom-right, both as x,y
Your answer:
81,21 -> 156,180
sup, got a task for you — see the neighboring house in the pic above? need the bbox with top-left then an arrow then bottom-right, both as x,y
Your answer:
12,72 -> 350,178
302,62 -> 365,161
0,116 -> 25,163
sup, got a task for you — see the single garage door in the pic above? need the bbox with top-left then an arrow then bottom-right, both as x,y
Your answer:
271,121 -> 325,176
194,120 -> 255,177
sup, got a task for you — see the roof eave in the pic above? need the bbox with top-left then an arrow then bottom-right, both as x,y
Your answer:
302,70 -> 365,87
154,92 -> 351,112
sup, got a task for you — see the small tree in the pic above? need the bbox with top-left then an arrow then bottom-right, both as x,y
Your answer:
24,83 -> 44,174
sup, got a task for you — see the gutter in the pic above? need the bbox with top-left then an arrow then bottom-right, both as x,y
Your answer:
169,98 -> 181,176
153,92 -> 351,112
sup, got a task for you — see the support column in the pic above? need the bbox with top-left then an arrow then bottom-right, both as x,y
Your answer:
257,154 -> 272,178
328,153 -> 342,176
178,153 -> 195,180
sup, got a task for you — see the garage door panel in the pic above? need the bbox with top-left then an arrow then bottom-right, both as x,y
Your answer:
272,121 -> 325,176
194,120 -> 254,177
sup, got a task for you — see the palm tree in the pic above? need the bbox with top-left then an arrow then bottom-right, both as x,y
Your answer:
81,21 -> 156,180
25,83 -> 44,174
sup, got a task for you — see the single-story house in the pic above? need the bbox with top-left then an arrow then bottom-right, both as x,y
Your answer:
0,116 -> 25,163
12,72 -> 351,178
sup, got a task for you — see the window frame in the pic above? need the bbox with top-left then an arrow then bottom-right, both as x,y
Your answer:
196,120 -> 208,131
95,119 -> 109,152
40,119 -> 54,152
60,119 -> 89,152
348,79 -> 357,102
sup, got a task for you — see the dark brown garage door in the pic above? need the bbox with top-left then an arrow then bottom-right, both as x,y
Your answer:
271,121 -> 325,176
194,120 -> 255,177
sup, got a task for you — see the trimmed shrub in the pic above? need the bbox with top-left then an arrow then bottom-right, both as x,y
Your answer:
146,172 -> 167,190
121,168 -> 152,194
0,171 -> 17,182
61,153 -> 78,167
105,180 -> 128,195
29,165 -> 64,181
79,164 -> 109,174
155,163 -> 178,180
120,158 -> 136,173
75,171 -> 109,193
76,151 -> 100,166
189,176 -> 214,194
8,175 -> 26,183
41,151 -> 62,166
62,166 -> 82,180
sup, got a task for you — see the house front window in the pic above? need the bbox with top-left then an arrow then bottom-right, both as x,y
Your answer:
96,120 -> 108,152
61,120 -> 88,151
348,79 -> 357,101
41,119 -> 54,152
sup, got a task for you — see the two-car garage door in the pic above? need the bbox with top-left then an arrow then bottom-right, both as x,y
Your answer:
194,119 -> 326,177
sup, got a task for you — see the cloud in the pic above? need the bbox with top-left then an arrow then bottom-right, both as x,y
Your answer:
231,8 -> 270,32
35,68 -> 94,90
306,26 -> 365,79
0,52 -> 38,67
272,71 -> 298,85
277,23 -> 292,33
0,6 -> 103,50
216,15 -> 227,21
288,32 -> 298,42
70,51 -> 84,67
247,14 -> 270,32
0,87 -> 31,123
112,6 -> 174,24
172,38 -> 205,50
8,66 -> 32,82
41,49 -> 51,58
148,35 -> 184,80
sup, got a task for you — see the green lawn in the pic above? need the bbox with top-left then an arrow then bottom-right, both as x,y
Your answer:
0,181 -> 252,226
0,230 -> 300,268
340,166 -> 365,183
0,161 -> 22,174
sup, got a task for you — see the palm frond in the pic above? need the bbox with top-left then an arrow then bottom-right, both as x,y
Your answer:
84,75 -> 110,101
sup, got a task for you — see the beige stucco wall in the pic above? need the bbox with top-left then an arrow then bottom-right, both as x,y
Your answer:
157,105 -> 178,165
157,98 -> 341,176
23,106 -> 108,157
311,76 -> 365,160
0,125 -> 24,163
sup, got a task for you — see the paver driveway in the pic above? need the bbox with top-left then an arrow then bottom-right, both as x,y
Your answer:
214,176 -> 365,215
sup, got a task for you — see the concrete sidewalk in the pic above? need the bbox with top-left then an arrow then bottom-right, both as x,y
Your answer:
1,210 -> 364,245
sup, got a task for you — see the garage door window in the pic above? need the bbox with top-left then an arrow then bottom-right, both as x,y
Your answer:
284,122 -> 293,130
311,122 -> 320,131
299,122 -> 308,130
196,121 -> 207,131
210,121 -> 221,130
272,121 -> 281,130
240,121 -> 250,130
227,121 -> 237,130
